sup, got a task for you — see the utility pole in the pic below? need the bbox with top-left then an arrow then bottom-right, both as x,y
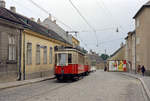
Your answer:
105,49 -> 106,55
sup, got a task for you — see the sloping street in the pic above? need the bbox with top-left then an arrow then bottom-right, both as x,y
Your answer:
0,70 -> 148,101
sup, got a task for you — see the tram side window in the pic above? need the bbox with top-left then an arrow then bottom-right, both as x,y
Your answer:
68,54 -> 72,64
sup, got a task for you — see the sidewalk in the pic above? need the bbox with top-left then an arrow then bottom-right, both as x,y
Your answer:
122,72 -> 150,100
0,76 -> 55,90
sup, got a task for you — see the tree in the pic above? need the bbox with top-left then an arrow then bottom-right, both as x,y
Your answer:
100,54 -> 109,60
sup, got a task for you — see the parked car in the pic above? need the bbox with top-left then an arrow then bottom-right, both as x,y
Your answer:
90,66 -> 96,72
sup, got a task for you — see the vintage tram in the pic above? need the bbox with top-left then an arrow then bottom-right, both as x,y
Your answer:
54,46 -> 91,80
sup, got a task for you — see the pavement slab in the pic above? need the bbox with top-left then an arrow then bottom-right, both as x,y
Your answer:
0,76 -> 55,90
122,72 -> 150,100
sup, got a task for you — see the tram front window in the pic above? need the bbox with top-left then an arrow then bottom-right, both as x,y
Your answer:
58,53 -> 67,66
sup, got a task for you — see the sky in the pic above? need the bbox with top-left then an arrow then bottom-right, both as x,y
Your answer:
5,0 -> 149,55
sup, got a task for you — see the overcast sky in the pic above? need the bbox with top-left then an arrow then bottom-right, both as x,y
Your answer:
5,0 -> 149,55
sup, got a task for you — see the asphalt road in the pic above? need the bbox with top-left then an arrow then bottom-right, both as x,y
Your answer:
0,70 -> 149,101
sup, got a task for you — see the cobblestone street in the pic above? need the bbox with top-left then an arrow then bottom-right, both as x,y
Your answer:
0,70 -> 149,101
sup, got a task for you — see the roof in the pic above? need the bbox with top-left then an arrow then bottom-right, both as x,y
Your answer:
125,30 -> 135,40
0,7 -> 71,45
110,45 -> 125,58
133,1 -> 150,18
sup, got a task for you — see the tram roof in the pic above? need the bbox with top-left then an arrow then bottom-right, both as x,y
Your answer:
55,46 -> 87,55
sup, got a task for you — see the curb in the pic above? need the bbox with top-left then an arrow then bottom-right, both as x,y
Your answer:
139,78 -> 150,100
122,73 -> 150,100
0,76 -> 55,90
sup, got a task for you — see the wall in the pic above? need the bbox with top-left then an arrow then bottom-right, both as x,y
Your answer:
135,7 -> 150,75
0,20 -> 21,82
21,29 -> 69,80
72,36 -> 80,47
109,46 -> 125,61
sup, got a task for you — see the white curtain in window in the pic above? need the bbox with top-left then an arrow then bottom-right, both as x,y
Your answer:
8,35 -> 16,60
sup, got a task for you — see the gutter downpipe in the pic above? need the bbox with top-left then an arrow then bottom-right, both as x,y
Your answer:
23,31 -> 26,80
17,29 -> 22,81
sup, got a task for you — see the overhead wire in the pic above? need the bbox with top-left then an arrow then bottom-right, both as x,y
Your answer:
97,0 -> 127,34
12,0 -> 43,18
14,0 -> 122,52
68,0 -> 99,47
81,27 -> 115,32
27,0 -> 73,30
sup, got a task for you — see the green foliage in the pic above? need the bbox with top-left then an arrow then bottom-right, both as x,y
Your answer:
100,54 -> 109,60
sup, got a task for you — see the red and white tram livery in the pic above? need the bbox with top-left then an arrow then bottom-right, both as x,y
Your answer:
54,46 -> 90,80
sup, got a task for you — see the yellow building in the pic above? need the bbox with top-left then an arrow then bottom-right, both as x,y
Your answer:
0,2 -> 74,81
21,29 -> 71,80
72,36 -> 80,47
108,44 -> 125,61
9,10 -> 72,80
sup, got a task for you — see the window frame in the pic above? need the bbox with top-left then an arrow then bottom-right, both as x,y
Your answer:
8,35 -> 16,61
68,53 -> 72,64
43,46 -> 47,64
49,47 -> 53,64
36,44 -> 41,65
26,42 -> 32,65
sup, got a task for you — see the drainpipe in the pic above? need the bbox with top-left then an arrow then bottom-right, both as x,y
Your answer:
23,31 -> 26,80
17,29 -> 22,81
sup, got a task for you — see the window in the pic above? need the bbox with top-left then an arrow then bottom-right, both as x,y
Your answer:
8,35 -> 16,60
27,43 -> 32,65
136,19 -> 140,28
49,47 -> 53,64
55,54 -> 57,64
68,54 -> 72,64
58,53 -> 67,66
36,45 -> 40,64
43,46 -> 47,64
136,37 -> 140,45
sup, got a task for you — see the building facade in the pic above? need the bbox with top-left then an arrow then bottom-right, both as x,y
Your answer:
72,36 -> 80,47
0,0 -> 73,82
109,44 -> 125,61
0,3 -> 23,82
133,1 -> 150,75
125,31 -> 136,72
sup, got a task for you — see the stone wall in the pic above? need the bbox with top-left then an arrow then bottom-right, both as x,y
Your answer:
0,20 -> 21,82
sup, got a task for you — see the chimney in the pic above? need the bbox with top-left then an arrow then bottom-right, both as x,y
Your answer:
53,20 -> 56,24
30,17 -> 35,21
0,0 -> 5,8
10,6 -> 16,13
37,18 -> 41,24
48,14 -> 52,21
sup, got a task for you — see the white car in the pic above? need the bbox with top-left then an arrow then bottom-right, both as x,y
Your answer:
90,66 -> 96,72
